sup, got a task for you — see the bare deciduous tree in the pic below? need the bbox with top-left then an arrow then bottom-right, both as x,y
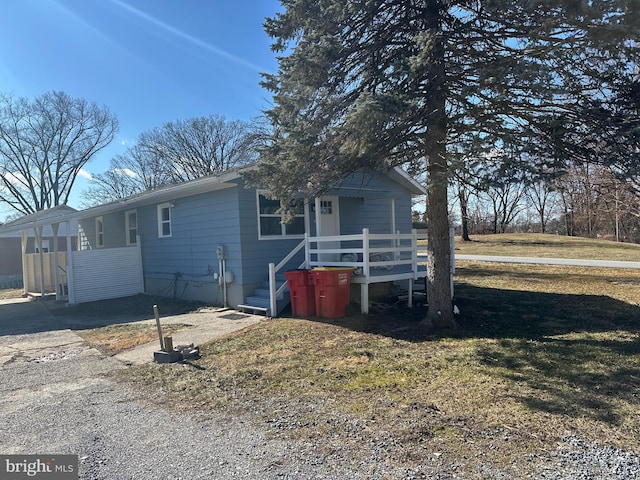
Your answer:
0,91 -> 118,214
81,144 -> 173,207
141,115 -> 259,182
526,179 -> 561,234
82,115 -> 261,205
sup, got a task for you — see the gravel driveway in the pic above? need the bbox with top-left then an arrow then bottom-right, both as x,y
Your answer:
0,298 -> 404,479
1,297 -> 639,479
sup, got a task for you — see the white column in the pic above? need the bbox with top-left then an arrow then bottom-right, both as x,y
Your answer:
66,220 -> 76,304
35,226 -> 45,297
53,223 -> 60,301
20,230 -> 28,296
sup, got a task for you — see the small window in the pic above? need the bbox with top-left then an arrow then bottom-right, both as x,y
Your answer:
320,200 -> 333,214
126,210 -> 138,246
35,239 -> 50,254
96,217 -> 104,248
157,203 -> 172,238
257,191 -> 305,238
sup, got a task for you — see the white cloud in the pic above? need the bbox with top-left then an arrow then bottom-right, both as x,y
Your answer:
78,169 -> 93,180
114,168 -> 139,178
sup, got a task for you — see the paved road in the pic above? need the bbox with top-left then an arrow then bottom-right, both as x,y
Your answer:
455,254 -> 640,269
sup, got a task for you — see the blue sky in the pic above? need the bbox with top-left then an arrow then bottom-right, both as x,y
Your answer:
0,0 -> 282,214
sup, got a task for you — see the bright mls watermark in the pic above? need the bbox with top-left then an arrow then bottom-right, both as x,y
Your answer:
1,455 -> 78,479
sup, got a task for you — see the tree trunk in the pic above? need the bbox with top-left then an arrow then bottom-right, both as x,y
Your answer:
459,186 -> 471,241
420,1 -> 456,329
424,148 -> 456,329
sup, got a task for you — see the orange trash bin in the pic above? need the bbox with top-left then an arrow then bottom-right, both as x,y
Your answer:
284,270 -> 315,317
311,268 -> 353,319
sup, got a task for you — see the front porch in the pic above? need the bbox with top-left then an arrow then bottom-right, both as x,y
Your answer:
267,228 -> 437,316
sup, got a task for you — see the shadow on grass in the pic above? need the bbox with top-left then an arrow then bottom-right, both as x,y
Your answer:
454,284 -> 640,338
310,282 -> 640,342
452,285 -> 639,426
310,284 -> 640,427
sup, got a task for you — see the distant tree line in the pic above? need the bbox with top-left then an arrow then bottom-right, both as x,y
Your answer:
447,161 -> 640,243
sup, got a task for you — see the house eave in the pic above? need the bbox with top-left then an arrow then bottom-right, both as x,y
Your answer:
74,175 -> 240,220
0,170 -> 244,234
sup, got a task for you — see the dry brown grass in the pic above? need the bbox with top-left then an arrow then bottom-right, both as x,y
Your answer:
102,235 -> 640,477
120,308 -> 639,478
0,288 -> 24,300
76,322 -> 194,356
452,232 -> 640,261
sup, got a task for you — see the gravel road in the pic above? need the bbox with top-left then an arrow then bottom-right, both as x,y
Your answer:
1,298 -> 639,479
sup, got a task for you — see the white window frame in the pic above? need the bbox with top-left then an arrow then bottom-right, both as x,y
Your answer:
125,210 -> 138,246
35,239 -> 50,254
256,190 -> 306,240
96,216 -> 104,248
157,203 -> 172,238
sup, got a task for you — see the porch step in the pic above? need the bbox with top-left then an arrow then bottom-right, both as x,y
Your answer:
239,275 -> 290,317
253,288 -> 286,299
237,304 -> 270,315
243,295 -> 271,309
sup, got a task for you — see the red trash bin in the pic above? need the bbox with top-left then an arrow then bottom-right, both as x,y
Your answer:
284,270 -> 315,317
311,268 -> 353,319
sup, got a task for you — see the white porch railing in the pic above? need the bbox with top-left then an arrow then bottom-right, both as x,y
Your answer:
268,228 -> 428,316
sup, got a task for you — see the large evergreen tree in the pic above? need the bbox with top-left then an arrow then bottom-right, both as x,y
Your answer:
251,0 -> 638,328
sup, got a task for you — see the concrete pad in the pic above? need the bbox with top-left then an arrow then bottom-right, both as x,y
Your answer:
0,298 -> 93,363
113,309 -> 263,365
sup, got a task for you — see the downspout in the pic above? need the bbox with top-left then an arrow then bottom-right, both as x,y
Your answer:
219,257 -> 228,308
223,258 -> 228,308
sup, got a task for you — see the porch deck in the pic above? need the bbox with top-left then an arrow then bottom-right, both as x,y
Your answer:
268,229 -> 430,315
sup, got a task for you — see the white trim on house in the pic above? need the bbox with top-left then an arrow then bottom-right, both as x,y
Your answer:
95,216 -> 104,248
125,209 -> 138,246
157,203 -> 172,238
256,189 -> 306,240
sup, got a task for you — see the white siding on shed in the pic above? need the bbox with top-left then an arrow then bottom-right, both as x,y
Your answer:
71,246 -> 144,303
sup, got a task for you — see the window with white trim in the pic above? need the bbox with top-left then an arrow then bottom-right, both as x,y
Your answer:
157,203 -> 172,238
320,200 -> 333,214
126,210 -> 138,245
96,216 -> 104,248
257,191 -> 305,238
35,239 -> 50,254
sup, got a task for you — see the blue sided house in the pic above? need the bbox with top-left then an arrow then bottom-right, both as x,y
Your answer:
0,166 -> 427,316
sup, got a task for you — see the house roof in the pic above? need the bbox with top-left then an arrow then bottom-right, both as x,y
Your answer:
333,167 -> 425,198
72,168 -> 243,221
390,167 -> 425,195
0,170 -> 243,235
0,165 -> 424,234
0,205 -> 78,234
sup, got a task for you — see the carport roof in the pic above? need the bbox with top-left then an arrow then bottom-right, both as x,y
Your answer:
0,205 -> 78,233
